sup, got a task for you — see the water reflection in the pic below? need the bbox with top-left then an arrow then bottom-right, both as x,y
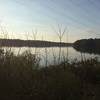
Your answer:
2,47 -> 100,66
74,46 -> 100,55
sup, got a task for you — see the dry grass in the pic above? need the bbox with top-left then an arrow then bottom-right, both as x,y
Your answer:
0,48 -> 100,100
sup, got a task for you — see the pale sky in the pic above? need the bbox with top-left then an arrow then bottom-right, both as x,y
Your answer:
0,0 -> 100,42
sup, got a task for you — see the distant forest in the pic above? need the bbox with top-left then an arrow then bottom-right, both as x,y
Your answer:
0,39 -> 72,47
74,38 -> 100,54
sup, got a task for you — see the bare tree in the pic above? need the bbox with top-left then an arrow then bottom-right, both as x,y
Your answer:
53,24 -> 67,64
66,28 -> 69,63
45,47 -> 48,67
52,48 -> 57,65
32,29 -> 38,55
32,29 -> 38,40
54,24 -> 66,43
43,34 -> 48,67
25,32 -> 29,41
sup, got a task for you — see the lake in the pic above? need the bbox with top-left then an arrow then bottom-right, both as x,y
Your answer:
2,47 -> 100,66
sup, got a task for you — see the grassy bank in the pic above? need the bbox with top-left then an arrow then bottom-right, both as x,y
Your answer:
0,49 -> 100,100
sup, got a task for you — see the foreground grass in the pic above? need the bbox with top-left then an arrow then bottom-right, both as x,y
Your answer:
0,49 -> 100,100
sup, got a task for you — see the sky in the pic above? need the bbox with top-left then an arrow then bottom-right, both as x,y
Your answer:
0,0 -> 100,42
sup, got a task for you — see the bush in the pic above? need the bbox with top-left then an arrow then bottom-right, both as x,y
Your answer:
0,48 -> 100,100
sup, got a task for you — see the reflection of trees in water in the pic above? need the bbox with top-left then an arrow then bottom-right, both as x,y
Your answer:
74,39 -> 100,55
80,52 -> 86,62
74,47 -> 100,55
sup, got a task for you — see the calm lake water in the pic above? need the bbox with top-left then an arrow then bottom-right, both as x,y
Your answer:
2,47 -> 100,66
